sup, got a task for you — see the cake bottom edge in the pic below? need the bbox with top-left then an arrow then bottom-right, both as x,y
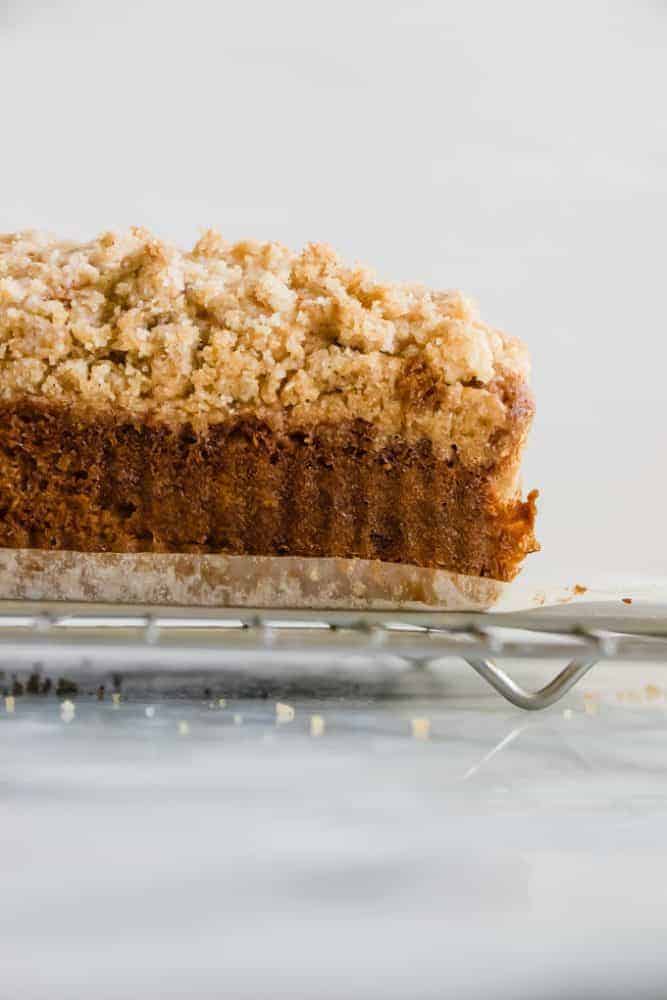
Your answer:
0,549 -> 509,611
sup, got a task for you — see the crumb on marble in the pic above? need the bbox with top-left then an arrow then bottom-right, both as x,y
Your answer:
276,702 -> 295,724
310,714 -> 325,737
411,717 -> 431,741
56,676 -> 79,697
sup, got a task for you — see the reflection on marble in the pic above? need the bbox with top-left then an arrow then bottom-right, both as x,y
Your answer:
2,664 -> 667,999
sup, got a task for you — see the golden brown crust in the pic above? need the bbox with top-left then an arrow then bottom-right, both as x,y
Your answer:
0,228 -> 532,466
0,399 -> 538,581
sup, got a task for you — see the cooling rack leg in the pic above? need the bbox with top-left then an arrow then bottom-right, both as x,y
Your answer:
463,656 -> 599,710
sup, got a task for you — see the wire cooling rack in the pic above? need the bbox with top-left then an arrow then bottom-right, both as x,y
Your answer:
1,599 -> 667,709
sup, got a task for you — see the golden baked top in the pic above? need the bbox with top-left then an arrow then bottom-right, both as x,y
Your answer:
0,228 -> 531,465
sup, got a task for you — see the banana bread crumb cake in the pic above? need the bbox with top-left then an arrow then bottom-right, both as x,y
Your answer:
0,228 -> 538,581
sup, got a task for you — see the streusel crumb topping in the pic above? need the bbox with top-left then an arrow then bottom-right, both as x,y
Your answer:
0,228 -> 531,463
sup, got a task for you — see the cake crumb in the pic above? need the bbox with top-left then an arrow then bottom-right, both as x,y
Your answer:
26,672 -> 41,695
177,720 -> 189,737
4,695 -> 15,714
622,598 -> 633,605
56,677 -> 79,697
218,698 -> 227,709
411,717 -> 431,741
583,692 -> 599,716
145,705 -> 156,718
310,714 -> 325,738
276,702 -> 295,724
574,584 -> 588,596
111,692 -> 121,708
60,699 -> 75,722
645,684 -> 662,702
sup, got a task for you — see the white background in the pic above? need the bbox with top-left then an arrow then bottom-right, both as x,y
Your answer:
1,0 -> 665,583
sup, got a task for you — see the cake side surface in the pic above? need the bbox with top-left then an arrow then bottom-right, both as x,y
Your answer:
0,398 -> 537,581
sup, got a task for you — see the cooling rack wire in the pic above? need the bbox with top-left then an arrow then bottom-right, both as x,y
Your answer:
1,600 -> 666,709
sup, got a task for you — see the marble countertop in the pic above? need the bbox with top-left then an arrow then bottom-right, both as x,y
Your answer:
2,658 -> 667,999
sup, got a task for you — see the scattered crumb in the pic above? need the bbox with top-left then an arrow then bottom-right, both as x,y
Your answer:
276,702 -> 295,724
233,713 -> 243,726
562,708 -> 574,720
60,699 -> 75,722
411,717 -> 431,741
145,705 -> 156,718
645,684 -> 663,702
622,598 -> 633,605
26,673 -> 41,695
4,695 -> 16,714
177,720 -> 189,737
218,698 -> 227,709
310,714 -> 325,738
56,677 -> 79,697
111,692 -> 121,708
574,584 -> 588,596
583,692 -> 599,717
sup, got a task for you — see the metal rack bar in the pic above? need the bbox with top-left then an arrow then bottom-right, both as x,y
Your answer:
464,656 -> 599,711
0,601 -> 665,709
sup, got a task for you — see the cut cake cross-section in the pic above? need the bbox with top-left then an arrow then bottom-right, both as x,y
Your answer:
0,228 -> 538,582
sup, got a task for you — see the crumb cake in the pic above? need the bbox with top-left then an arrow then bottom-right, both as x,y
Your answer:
0,228 -> 538,582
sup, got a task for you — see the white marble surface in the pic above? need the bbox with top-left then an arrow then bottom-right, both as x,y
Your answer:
2,662 -> 667,999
